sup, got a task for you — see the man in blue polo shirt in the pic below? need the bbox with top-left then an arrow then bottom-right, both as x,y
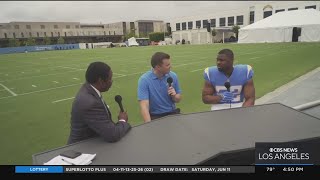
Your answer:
138,52 -> 182,123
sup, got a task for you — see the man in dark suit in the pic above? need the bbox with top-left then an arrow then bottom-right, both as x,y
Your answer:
67,62 -> 131,144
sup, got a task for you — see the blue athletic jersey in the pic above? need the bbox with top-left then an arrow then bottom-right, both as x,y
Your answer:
203,64 -> 253,104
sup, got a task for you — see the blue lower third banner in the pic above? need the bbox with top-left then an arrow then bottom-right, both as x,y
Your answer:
255,140 -> 320,165
15,166 -> 63,173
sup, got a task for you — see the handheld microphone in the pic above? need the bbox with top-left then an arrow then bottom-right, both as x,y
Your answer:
224,81 -> 230,92
114,95 -> 124,112
167,77 -> 173,87
224,81 -> 231,108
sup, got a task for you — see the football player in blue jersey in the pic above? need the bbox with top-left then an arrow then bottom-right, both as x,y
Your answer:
202,49 -> 255,110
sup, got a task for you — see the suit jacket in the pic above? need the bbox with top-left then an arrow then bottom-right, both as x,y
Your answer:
67,82 -> 131,144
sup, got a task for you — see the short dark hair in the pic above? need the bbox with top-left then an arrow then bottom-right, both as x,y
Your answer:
218,49 -> 234,60
151,52 -> 170,68
85,61 -> 111,84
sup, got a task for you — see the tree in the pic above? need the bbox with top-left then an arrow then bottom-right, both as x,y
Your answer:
211,28 -> 217,37
232,25 -> 240,40
43,36 -> 51,45
124,32 -> 137,41
210,28 -> 217,43
57,37 -> 65,44
26,37 -> 36,46
8,38 -> 21,47
149,32 -> 169,42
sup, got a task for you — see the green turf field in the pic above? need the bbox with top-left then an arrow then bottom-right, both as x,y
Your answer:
0,42 -> 319,164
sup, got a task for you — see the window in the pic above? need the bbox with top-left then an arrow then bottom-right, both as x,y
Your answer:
13,32 -> 16,38
275,9 -> 285,13
176,23 -> 180,31
54,25 -> 58,29
203,20 -> 208,28
58,32 -> 60,37
4,33 -> 7,38
109,31 -> 111,35
219,17 -> 226,27
75,25 -> 79,28
64,32 -> 66,37
26,25 -> 31,29
66,25 -> 70,29
104,31 -> 106,35
250,11 -> 255,24
40,25 -> 45,29
228,16 -> 234,26
44,32 -> 47,37
51,32 -> 53,37
210,19 -> 216,27
188,21 -> 193,30
14,25 -> 19,29
182,22 -> 186,30
196,20 -> 201,28
21,32 -> 24,38
288,7 -> 298,11
236,15 -> 243,25
305,5 -> 316,9
29,32 -> 32,37
114,31 -> 115,35
264,11 -> 272,18
37,32 -> 39,37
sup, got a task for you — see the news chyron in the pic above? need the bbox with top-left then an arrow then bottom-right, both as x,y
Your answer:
255,141 -> 319,173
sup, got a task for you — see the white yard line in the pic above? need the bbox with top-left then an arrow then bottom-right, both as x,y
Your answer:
114,72 -> 126,76
72,78 -> 79,80
0,83 -> 17,96
53,81 -> 59,83
56,66 -> 86,71
190,68 -> 204,72
52,97 -> 75,103
32,85 -> 37,87
0,70 -> 80,83
250,57 -> 261,60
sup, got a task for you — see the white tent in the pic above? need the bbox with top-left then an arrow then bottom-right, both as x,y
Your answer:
128,37 -> 139,46
238,9 -> 320,43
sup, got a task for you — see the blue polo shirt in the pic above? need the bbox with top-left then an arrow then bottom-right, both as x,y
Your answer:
138,70 -> 181,115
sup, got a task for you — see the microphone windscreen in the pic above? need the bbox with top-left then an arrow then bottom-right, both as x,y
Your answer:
167,77 -> 173,84
115,95 -> 122,103
224,82 -> 231,89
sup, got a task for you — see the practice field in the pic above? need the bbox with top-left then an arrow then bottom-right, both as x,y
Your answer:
0,42 -> 319,164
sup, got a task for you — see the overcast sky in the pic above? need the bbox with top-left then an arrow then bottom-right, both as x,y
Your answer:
0,1 -> 267,24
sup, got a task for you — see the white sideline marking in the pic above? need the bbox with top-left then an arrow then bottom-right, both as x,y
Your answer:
32,85 -> 37,87
250,57 -> 260,60
53,81 -> 59,83
73,78 -> 79,80
52,97 -> 75,103
0,83 -> 17,96
190,68 -> 204,72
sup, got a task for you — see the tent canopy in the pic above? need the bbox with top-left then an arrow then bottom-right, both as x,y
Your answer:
239,9 -> 320,43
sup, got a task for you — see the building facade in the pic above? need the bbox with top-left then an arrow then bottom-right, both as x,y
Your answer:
0,20 -> 167,47
170,1 -> 320,44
